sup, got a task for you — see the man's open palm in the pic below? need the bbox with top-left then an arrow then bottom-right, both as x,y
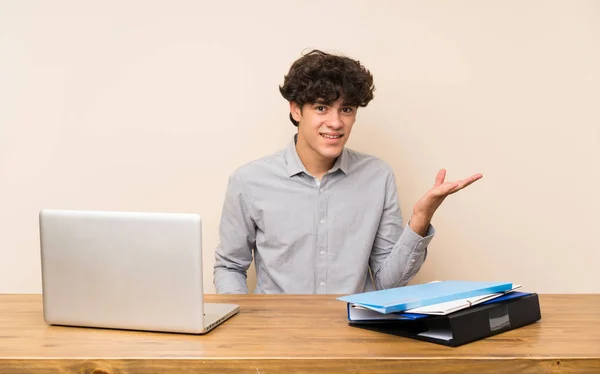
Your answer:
413,169 -> 483,220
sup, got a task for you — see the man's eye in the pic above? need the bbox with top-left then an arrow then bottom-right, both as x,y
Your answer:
342,107 -> 354,113
316,106 -> 326,112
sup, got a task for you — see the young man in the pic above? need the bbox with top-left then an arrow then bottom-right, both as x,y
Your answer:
213,50 -> 482,294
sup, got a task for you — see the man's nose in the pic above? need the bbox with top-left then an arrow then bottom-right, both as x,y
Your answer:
326,112 -> 343,129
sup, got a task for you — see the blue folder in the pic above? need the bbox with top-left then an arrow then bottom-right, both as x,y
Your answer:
347,291 -> 531,322
337,280 -> 513,314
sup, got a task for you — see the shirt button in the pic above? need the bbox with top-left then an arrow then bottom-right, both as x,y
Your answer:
411,259 -> 416,263
320,250 -> 325,255
320,219 -> 325,224
320,188 -> 324,193
319,281 -> 325,286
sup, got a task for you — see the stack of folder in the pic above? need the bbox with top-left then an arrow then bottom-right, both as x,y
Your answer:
337,280 -> 541,347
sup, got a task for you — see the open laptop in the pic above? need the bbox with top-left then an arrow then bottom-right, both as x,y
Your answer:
39,209 -> 239,334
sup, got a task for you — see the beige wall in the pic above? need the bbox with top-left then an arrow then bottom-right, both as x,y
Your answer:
1,1 -> 598,294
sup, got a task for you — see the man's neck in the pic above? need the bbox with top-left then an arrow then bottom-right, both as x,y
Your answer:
295,138 -> 335,180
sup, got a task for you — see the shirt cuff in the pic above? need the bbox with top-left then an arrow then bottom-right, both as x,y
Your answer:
404,221 -> 436,249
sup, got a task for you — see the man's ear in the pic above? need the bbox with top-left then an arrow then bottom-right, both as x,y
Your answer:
290,102 -> 303,123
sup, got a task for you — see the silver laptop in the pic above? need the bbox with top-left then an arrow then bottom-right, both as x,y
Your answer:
39,209 -> 239,334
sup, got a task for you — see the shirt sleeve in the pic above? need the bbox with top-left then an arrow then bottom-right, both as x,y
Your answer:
369,170 -> 435,290
213,173 -> 257,294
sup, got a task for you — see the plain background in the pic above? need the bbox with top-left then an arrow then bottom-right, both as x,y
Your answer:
1,0 -> 598,294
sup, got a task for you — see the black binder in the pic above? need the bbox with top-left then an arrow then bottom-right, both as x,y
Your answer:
350,293 -> 541,347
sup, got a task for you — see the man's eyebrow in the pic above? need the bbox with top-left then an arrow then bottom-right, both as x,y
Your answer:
340,98 -> 357,107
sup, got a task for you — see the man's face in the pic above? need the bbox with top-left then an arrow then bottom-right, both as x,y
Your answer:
291,99 -> 357,161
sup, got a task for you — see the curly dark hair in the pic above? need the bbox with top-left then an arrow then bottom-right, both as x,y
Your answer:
279,49 -> 375,126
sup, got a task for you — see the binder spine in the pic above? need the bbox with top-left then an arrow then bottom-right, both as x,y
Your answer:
450,293 -> 541,345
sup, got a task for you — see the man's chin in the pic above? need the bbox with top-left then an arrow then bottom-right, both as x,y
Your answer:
319,148 -> 343,160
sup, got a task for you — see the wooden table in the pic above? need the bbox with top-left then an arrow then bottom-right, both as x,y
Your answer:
1,294 -> 599,373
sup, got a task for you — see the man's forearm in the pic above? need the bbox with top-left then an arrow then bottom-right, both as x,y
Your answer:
372,224 -> 434,290
214,267 -> 249,294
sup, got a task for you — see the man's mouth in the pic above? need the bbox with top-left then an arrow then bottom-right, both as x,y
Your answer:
320,133 -> 343,139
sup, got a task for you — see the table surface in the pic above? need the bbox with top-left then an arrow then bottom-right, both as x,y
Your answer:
1,294 -> 599,373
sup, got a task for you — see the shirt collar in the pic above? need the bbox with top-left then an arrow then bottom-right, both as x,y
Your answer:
331,147 -> 349,175
284,134 -> 306,177
283,134 -> 349,178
